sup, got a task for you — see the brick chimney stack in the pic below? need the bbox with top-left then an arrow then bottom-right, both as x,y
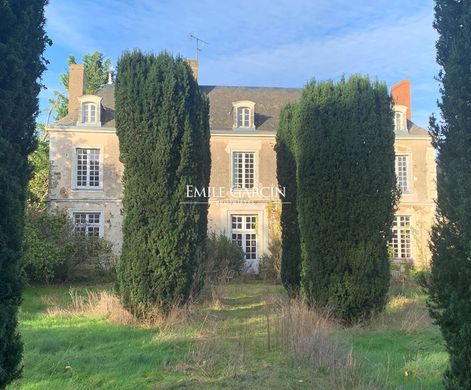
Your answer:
391,80 -> 412,120
68,64 -> 86,113
187,59 -> 198,81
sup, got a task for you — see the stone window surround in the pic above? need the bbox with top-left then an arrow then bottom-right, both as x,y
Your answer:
393,104 -> 408,132
77,95 -> 103,126
232,100 -> 255,129
230,150 -> 257,190
70,209 -> 104,238
394,151 -> 413,195
72,146 -> 104,191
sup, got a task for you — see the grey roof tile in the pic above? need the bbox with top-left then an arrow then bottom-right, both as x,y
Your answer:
407,120 -> 429,137
48,84 -> 430,138
49,85 -> 301,131
200,85 -> 301,131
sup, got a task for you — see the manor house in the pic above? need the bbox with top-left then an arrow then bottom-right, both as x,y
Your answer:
46,63 -> 436,270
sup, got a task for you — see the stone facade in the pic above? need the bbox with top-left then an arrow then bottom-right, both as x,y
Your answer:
46,63 -> 436,269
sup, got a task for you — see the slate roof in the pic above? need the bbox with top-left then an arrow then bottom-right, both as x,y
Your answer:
52,84 -> 301,132
406,120 -> 430,137
49,84 -> 430,137
200,86 -> 301,131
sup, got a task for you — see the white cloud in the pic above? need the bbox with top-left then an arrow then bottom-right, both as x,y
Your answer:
200,7 -> 437,87
41,0 -> 440,127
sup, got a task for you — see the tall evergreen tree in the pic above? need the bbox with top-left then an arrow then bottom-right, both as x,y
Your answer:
427,1 -> 471,388
115,51 -> 210,315
0,0 -> 48,386
296,76 -> 398,324
276,103 -> 301,297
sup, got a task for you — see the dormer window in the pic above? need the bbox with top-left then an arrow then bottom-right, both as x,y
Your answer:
393,105 -> 408,132
233,100 -> 255,129
77,95 -> 102,126
82,103 -> 97,123
237,107 -> 251,128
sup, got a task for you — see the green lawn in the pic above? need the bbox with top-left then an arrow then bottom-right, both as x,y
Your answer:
9,281 -> 447,389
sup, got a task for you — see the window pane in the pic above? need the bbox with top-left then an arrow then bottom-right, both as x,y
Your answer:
233,153 -> 242,188
231,215 -> 257,261
232,233 -> 242,248
245,234 -> 257,260
73,212 -> 101,237
243,108 -> 249,127
89,149 -> 100,187
232,152 -> 255,189
246,216 -> 256,230
76,148 -> 100,188
394,112 -> 405,131
76,149 -> 88,187
389,215 -> 411,259
396,155 -> 408,193
90,105 -> 96,122
244,153 -> 254,189
82,103 -> 97,123
237,107 -> 250,127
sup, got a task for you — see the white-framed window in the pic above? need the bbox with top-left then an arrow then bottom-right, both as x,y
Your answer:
76,148 -> 101,189
82,102 -> 97,124
77,95 -> 102,126
395,155 -> 409,193
390,215 -> 411,259
73,212 -> 102,237
237,107 -> 251,128
232,100 -> 255,129
231,215 -> 257,261
232,151 -> 255,189
393,105 -> 407,132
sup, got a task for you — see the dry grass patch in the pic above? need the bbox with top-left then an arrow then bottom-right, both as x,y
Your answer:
170,326 -> 250,382
273,298 -> 370,388
46,288 -> 200,329
370,294 -> 432,333
47,289 -> 136,325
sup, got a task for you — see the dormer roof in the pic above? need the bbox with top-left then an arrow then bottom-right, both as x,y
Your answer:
50,84 -> 301,132
49,80 -> 429,138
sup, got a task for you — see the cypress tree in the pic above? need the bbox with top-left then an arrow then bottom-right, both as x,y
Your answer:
426,1 -> 471,387
276,103 -> 301,296
0,0 -> 48,386
296,76 -> 398,324
115,51 -> 210,315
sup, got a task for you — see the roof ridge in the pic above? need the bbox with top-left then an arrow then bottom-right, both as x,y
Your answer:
199,85 -> 302,91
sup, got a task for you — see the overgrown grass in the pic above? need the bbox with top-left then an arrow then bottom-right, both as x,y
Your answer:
9,281 -> 447,389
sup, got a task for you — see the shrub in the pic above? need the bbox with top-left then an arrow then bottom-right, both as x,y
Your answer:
22,209 -> 115,284
205,232 -> 245,282
22,210 -> 73,283
58,235 -> 115,283
259,237 -> 282,282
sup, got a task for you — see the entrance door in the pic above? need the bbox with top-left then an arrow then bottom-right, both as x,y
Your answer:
231,215 -> 257,269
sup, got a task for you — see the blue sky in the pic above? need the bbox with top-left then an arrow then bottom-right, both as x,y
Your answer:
39,0 -> 439,128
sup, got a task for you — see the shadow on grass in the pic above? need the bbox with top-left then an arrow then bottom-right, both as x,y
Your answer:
13,317 -> 191,390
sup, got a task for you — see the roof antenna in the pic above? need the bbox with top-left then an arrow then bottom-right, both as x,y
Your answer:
189,33 -> 208,61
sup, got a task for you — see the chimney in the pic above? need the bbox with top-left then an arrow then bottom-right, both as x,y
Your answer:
68,64 -> 86,113
391,80 -> 412,120
187,59 -> 199,81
